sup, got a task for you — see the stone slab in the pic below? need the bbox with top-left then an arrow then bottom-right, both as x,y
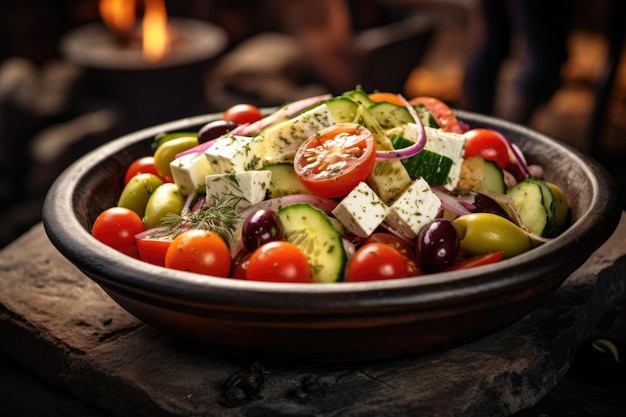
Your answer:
1,215 -> 625,417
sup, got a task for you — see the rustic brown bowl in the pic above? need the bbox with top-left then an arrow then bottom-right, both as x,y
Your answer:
42,110 -> 622,362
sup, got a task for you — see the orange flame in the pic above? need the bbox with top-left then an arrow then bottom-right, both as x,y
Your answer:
141,0 -> 171,62
99,0 -> 136,36
99,0 -> 171,62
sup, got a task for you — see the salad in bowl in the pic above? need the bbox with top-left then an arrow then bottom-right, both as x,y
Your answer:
92,89 -> 570,283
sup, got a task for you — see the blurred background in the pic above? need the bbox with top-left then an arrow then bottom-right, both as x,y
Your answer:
0,0 -> 624,248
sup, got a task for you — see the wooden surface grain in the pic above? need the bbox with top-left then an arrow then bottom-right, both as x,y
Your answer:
1,215 -> 625,417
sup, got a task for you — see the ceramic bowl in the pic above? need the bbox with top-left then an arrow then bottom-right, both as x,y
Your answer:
42,110 -> 622,362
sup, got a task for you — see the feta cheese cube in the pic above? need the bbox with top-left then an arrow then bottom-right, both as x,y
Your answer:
384,178 -> 441,239
204,134 -> 260,174
205,170 -> 272,212
332,182 -> 389,238
423,126 -> 466,189
170,152 -> 212,196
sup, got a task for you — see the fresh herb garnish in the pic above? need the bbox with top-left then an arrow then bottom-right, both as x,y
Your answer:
153,193 -> 242,243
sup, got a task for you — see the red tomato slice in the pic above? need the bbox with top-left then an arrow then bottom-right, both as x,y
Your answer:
409,96 -> 464,133
294,123 -> 376,198
347,243 -> 410,282
444,251 -> 504,271
246,241 -> 311,283
137,238 -> 171,266
91,207 -> 145,258
164,229 -> 231,277
463,128 -> 510,169
222,104 -> 263,125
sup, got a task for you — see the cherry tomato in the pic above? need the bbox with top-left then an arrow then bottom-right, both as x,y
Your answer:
92,207 -> 145,258
346,243 -> 410,282
231,251 -> 252,280
246,241 -> 311,283
444,251 -> 504,271
363,232 -> 423,275
124,156 -> 161,185
137,238 -> 171,266
294,123 -> 376,198
464,129 -> 510,169
368,92 -> 404,105
409,96 -> 464,133
222,104 -> 263,125
164,229 -> 231,277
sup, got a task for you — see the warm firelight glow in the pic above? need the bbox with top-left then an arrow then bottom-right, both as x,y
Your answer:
99,0 -> 136,36
98,0 -> 171,62
141,0 -> 171,62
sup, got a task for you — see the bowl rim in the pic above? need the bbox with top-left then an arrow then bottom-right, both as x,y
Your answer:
42,110 -> 622,315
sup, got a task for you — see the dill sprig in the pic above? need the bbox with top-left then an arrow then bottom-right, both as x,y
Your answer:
154,193 -> 243,243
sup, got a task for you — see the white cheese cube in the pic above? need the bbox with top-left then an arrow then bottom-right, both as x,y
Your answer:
332,182 -> 389,238
402,124 -> 466,189
205,170 -> 272,212
204,134 -> 260,174
170,152 -> 212,196
384,177 -> 441,239
257,103 -> 335,165
423,126 -> 466,189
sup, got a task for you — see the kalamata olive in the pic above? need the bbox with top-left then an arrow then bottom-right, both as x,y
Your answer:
242,209 -> 284,252
198,120 -> 239,143
416,218 -> 460,273
470,191 -> 512,220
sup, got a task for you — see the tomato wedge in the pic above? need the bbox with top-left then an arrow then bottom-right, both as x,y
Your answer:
294,123 -> 376,198
444,251 -> 504,271
137,238 -> 171,266
409,96 -> 464,134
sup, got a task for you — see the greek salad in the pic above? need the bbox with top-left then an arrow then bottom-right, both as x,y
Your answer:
91,89 -> 570,283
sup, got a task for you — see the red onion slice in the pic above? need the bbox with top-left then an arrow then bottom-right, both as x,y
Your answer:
232,94 -> 332,136
375,95 -> 427,161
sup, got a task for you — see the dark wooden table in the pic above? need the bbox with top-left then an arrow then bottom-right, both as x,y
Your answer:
1,215 -> 625,417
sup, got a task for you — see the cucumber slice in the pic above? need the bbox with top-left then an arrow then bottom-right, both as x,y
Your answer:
277,203 -> 346,283
262,163 -> 311,197
506,177 -> 560,237
413,104 -> 440,129
458,156 -> 506,194
390,134 -> 453,185
342,89 -> 376,107
322,97 -> 358,123
369,102 -> 414,129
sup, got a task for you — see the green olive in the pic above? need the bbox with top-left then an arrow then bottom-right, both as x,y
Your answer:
453,213 -> 532,259
143,183 -> 185,229
153,136 -> 199,179
152,131 -> 198,152
117,173 -> 164,217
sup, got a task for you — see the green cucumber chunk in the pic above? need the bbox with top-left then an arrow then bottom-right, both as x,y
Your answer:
481,159 -> 506,194
506,177 -> 560,237
369,102 -> 414,129
413,104 -> 441,128
277,203 -> 346,283
342,88 -> 376,107
322,97 -> 358,123
390,134 -> 453,185
262,163 -> 311,197
458,156 -> 506,194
